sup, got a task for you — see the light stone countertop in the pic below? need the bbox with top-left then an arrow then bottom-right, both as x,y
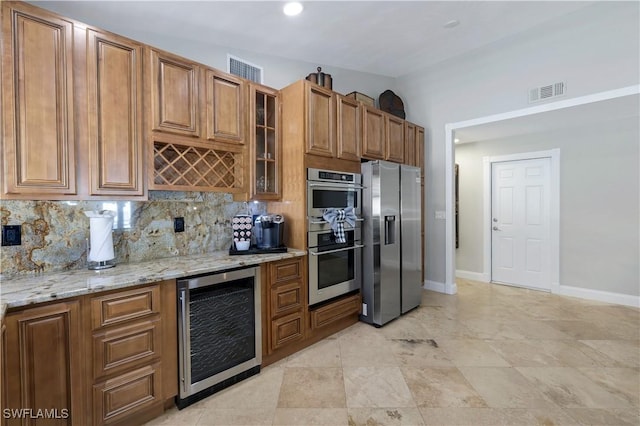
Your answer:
0,249 -> 306,319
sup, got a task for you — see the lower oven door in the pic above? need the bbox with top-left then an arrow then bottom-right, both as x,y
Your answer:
308,229 -> 363,306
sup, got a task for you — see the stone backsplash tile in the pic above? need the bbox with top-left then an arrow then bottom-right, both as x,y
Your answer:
0,192 -> 264,278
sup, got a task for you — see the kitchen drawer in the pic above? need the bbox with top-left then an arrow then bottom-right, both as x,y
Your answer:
310,293 -> 360,330
270,258 -> 303,285
91,286 -> 160,329
93,318 -> 160,379
270,281 -> 303,316
270,311 -> 304,351
93,363 -> 162,425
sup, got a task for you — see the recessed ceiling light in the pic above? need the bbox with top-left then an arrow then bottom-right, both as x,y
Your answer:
454,138 -> 460,143
444,19 -> 460,29
283,2 -> 303,16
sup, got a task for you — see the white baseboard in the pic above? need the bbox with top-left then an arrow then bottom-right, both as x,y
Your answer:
456,270 -> 490,282
551,283 -> 640,308
424,280 -> 446,293
424,280 -> 458,295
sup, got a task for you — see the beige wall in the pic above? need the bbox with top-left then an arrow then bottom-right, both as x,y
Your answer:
455,116 -> 639,297
395,2 -> 640,287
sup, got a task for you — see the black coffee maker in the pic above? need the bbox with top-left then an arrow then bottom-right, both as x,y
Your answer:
254,214 -> 285,249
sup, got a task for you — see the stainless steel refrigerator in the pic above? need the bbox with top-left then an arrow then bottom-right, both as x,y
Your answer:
360,160 -> 422,326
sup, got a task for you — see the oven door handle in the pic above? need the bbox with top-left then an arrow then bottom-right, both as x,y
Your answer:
308,182 -> 364,190
309,218 -> 364,225
309,243 -> 364,256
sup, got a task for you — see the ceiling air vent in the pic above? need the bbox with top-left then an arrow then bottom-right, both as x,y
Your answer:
228,54 -> 263,83
529,81 -> 566,103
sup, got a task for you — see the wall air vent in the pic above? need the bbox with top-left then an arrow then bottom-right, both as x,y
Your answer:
529,81 -> 566,103
228,54 -> 263,83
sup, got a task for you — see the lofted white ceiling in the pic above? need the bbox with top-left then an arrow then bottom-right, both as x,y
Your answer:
30,1 -> 594,78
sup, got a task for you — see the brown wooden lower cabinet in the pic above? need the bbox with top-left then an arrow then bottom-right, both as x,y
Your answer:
0,322 -> 5,426
3,300 -> 85,426
262,256 -> 361,366
1,256 -> 364,424
270,311 -> 304,351
1,281 -> 176,426
92,362 -> 162,425
91,317 -> 161,378
309,293 -> 361,330
263,257 -> 306,355
87,283 -> 174,426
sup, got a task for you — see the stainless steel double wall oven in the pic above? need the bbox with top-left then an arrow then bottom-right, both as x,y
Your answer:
307,168 -> 363,306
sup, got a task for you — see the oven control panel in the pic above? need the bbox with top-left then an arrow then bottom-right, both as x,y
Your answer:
319,171 -> 354,182
307,168 -> 361,185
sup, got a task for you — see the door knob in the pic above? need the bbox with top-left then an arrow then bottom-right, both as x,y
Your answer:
493,226 -> 501,231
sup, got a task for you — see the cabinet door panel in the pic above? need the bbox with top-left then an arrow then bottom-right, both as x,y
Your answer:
93,363 -> 161,425
91,286 -> 160,330
149,50 -> 200,136
415,126 -> 425,172
206,70 -> 245,144
93,318 -> 160,378
386,115 -> 405,163
1,324 -> 5,426
250,83 -> 280,200
270,258 -> 303,284
4,301 -> 84,425
271,281 -> 303,316
310,293 -> 360,330
361,106 -> 385,160
336,95 -> 361,161
270,312 -> 304,351
1,6 -> 76,194
404,122 -> 416,166
87,30 -> 144,195
306,85 -> 334,157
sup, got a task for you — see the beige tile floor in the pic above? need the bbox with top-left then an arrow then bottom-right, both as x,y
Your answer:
146,279 -> 640,425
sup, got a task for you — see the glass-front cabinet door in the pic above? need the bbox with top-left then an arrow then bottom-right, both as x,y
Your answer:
250,83 -> 280,199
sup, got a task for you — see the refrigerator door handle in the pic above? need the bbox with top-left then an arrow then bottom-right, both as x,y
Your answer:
384,215 -> 396,245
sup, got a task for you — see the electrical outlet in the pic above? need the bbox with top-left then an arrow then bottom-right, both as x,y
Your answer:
2,225 -> 21,246
174,217 -> 185,233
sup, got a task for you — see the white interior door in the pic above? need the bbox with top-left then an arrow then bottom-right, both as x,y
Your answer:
491,157 -> 551,290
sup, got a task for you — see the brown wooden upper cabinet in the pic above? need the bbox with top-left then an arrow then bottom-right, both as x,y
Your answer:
250,83 -> 280,200
404,121 -> 417,167
87,29 -> 144,196
361,105 -> 386,160
386,114 -> 405,163
416,125 -> 425,172
1,2 -> 77,196
205,70 -> 245,144
306,84 -> 335,157
148,48 -> 201,137
335,94 -> 361,161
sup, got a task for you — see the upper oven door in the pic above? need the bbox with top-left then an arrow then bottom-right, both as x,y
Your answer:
307,181 -> 362,218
